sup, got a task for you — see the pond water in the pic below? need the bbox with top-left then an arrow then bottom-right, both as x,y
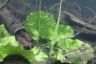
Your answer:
0,0 -> 96,64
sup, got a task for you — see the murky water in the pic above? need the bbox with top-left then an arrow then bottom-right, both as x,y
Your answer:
1,0 -> 96,64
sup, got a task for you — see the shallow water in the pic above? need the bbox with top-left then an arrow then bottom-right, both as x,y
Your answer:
1,0 -> 96,63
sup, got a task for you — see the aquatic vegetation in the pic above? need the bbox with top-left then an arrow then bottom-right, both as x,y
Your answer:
0,25 -> 9,38
24,11 -> 94,64
0,11 -> 94,64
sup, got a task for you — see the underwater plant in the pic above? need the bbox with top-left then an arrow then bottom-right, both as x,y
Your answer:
0,11 -> 94,64
24,11 -> 94,64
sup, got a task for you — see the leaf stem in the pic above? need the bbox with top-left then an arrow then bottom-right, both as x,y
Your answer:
55,0 -> 63,34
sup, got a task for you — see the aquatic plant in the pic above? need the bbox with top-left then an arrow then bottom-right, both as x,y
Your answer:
0,11 -> 94,64
24,11 -> 94,64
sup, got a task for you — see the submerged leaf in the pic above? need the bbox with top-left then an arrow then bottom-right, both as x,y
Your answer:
24,11 -> 56,40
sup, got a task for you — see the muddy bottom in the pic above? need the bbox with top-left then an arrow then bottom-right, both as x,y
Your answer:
1,55 -> 30,64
